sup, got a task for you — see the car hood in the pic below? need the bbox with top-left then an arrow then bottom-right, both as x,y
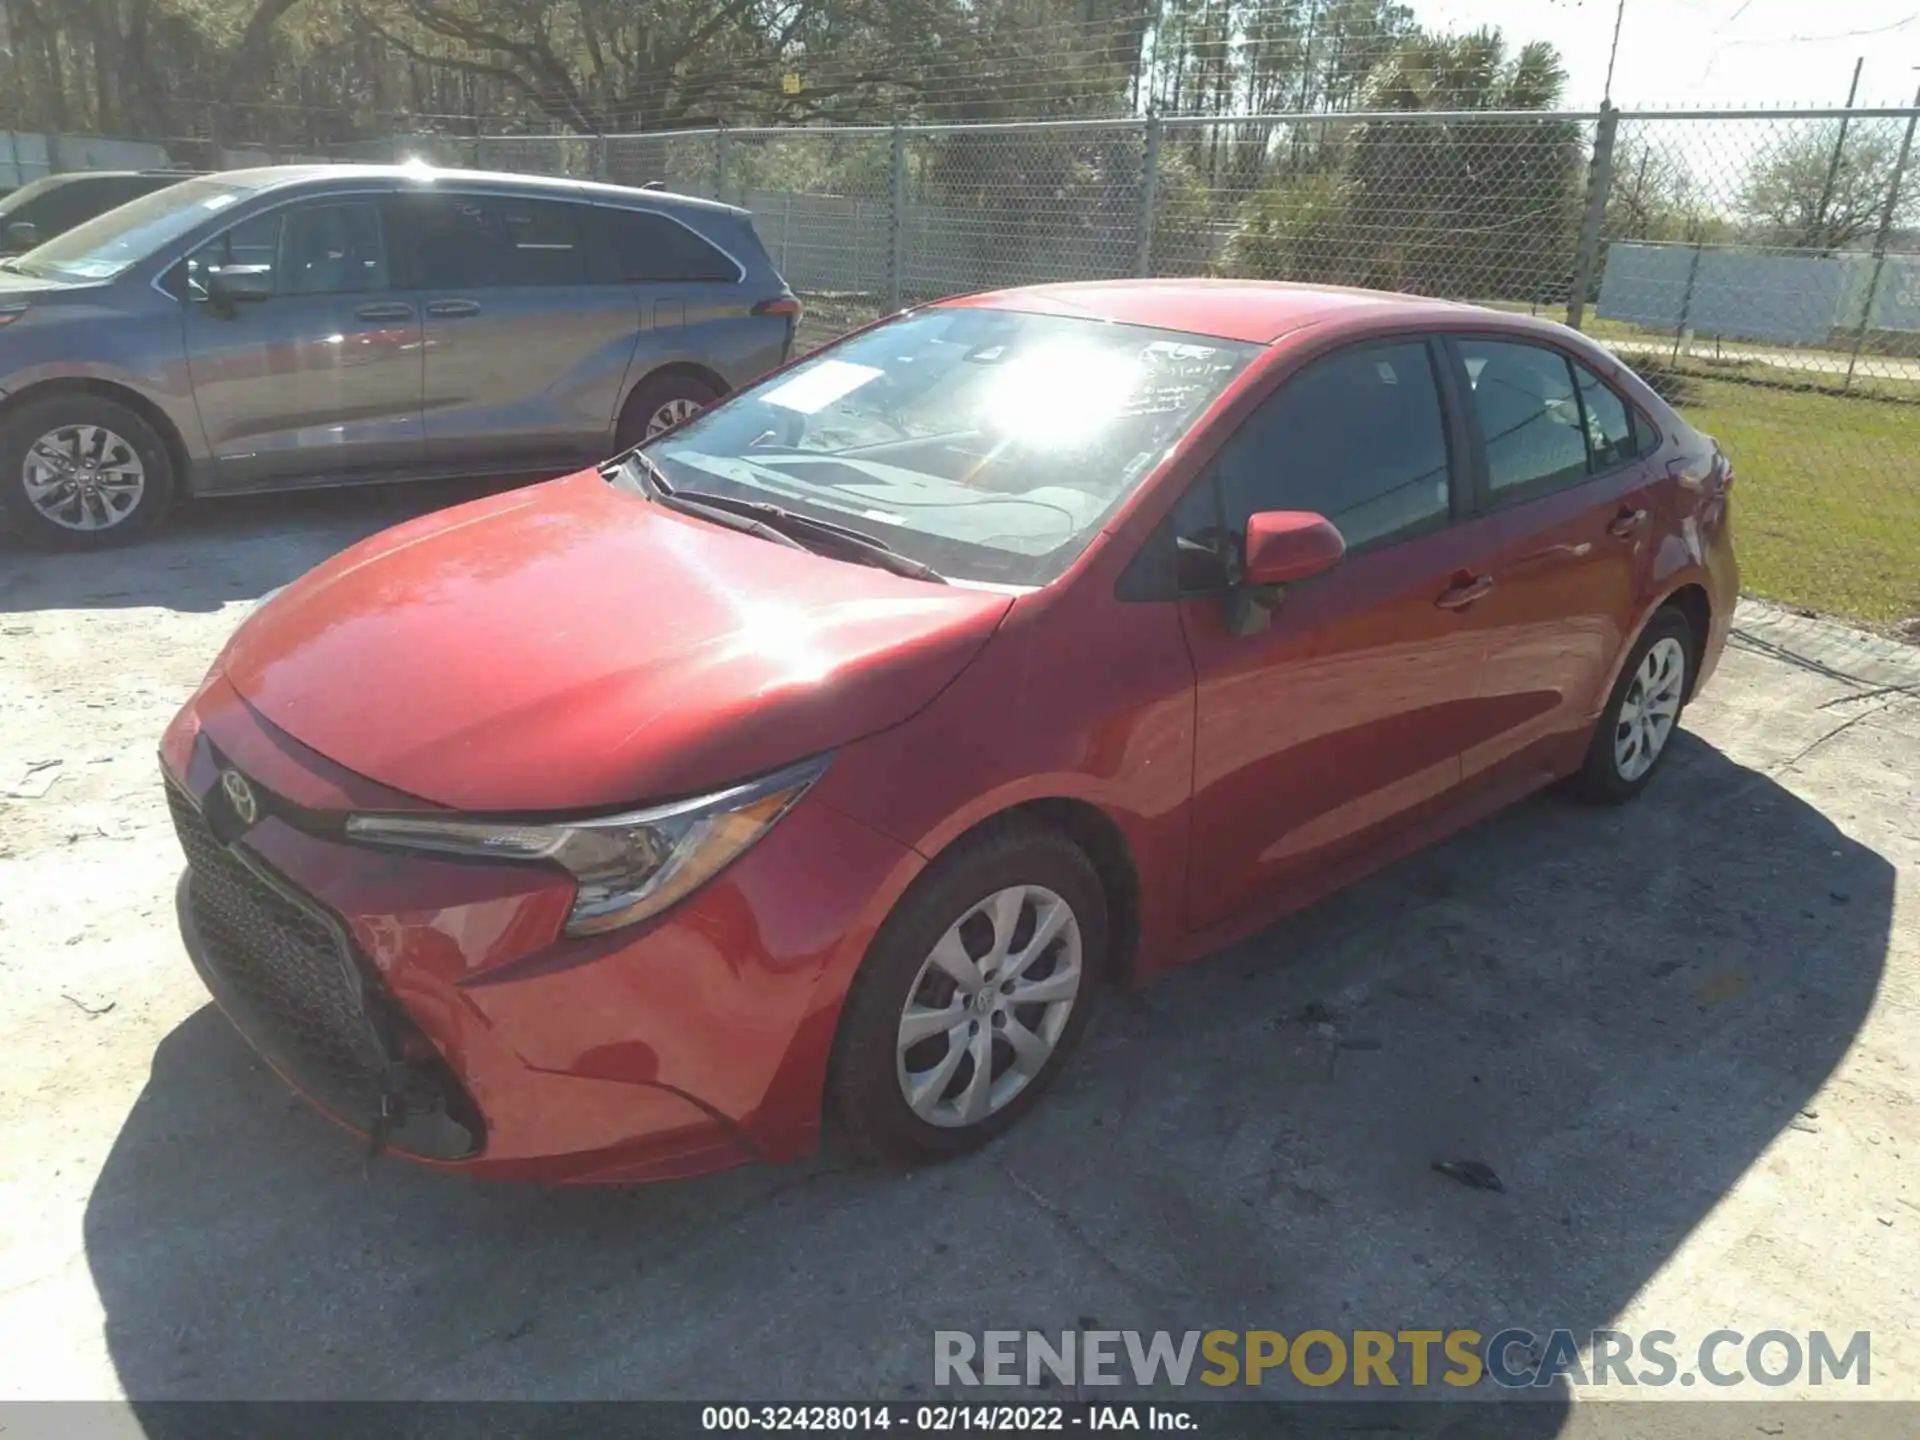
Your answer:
0,266 -> 92,297
216,470 -> 1015,811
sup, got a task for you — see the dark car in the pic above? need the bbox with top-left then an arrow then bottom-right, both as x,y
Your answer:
0,170 -> 203,256
0,164 -> 800,547
160,281 -> 1736,1181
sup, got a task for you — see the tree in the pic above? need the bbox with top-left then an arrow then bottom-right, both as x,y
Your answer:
1739,121 -> 1917,254
1340,29 -> 1582,299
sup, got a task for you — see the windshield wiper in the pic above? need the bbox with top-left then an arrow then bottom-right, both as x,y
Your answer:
607,451 -> 805,553
607,449 -> 945,584
669,488 -> 946,585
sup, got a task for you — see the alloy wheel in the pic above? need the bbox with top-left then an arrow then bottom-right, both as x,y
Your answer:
1614,636 -> 1687,781
645,397 -> 702,437
21,424 -> 146,532
896,884 -> 1083,1129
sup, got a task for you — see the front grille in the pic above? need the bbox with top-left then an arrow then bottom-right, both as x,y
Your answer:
167,777 -> 482,1159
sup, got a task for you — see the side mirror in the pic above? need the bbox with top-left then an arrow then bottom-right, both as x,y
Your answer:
207,265 -> 274,305
1243,510 -> 1345,586
1221,511 -> 1345,637
4,220 -> 38,252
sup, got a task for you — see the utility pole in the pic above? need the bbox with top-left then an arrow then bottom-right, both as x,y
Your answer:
1603,0 -> 1628,103
1813,58 -> 1865,252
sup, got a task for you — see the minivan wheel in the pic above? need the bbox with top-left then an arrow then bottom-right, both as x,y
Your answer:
830,820 -> 1106,1163
616,372 -> 720,449
1571,608 -> 1694,804
0,394 -> 176,548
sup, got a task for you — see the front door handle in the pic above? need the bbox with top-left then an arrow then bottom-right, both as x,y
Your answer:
1608,506 -> 1648,538
1435,572 -> 1494,610
353,302 -> 414,322
425,299 -> 481,318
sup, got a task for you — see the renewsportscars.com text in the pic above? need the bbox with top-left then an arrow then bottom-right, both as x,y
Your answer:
933,1328 -> 1871,1390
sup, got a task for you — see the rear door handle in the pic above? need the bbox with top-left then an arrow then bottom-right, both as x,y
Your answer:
1435,573 -> 1494,610
425,299 -> 481,318
353,302 -> 414,322
1608,506 -> 1648,538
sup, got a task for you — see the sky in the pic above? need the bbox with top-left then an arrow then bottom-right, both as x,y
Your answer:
1418,0 -> 1920,110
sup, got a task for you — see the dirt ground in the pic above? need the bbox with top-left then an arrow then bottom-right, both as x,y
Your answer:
1,481 -> 1917,1420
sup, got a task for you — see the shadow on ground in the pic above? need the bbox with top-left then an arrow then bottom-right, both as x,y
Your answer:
0,476 -> 526,614
84,735 -> 1891,1424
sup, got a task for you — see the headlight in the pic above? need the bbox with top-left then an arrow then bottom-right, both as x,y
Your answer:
344,755 -> 828,937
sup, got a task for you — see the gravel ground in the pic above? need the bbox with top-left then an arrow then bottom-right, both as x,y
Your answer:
1,484 -> 1917,1419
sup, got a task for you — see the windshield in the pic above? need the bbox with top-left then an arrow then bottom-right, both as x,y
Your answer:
644,308 -> 1258,586
8,177 -> 247,281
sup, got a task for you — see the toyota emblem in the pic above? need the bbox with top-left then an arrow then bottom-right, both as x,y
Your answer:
220,768 -> 259,828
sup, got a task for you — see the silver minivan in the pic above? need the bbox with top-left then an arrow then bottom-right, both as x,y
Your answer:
0,165 -> 801,548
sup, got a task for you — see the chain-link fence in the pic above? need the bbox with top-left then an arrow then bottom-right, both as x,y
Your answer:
12,105 -> 1918,626
466,106 -> 1911,627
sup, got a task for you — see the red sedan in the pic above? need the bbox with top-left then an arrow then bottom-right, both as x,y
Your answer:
160,281 -> 1737,1182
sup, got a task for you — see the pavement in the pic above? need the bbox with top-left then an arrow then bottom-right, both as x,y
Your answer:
1,480 -> 1917,1422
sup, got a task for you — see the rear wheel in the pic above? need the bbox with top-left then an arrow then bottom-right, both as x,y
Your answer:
830,820 -> 1105,1163
615,371 -> 721,450
1571,608 -> 1694,803
0,394 -> 176,548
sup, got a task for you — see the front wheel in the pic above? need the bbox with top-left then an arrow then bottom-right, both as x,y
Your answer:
1570,608 -> 1694,803
830,821 -> 1106,1163
0,394 -> 176,548
615,372 -> 720,450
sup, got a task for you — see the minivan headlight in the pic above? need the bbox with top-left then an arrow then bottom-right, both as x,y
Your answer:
345,756 -> 827,937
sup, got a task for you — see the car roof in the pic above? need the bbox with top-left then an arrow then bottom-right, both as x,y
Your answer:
938,278 -> 1486,344
209,163 -> 745,217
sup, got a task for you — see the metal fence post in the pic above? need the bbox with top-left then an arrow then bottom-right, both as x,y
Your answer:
1844,86 -> 1920,392
888,123 -> 907,312
593,134 -> 609,182
715,124 -> 731,205
1673,241 -> 1704,364
1565,101 -> 1619,331
1135,113 -> 1162,279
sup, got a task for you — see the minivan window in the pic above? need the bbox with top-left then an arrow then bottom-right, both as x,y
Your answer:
388,192 -> 587,289
185,201 -> 388,299
589,208 -> 739,283
6,177 -> 248,280
642,307 -> 1259,586
1211,341 -> 1453,553
0,176 -> 148,235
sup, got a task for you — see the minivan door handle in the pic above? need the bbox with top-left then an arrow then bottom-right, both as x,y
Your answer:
1435,572 -> 1494,610
425,299 -> 482,318
353,302 -> 414,322
1608,505 -> 1648,538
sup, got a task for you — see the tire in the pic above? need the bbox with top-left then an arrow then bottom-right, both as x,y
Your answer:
1569,607 -> 1695,804
829,819 -> 1107,1164
615,371 -> 721,450
0,393 -> 176,549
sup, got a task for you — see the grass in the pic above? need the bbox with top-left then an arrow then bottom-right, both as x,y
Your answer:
1656,368 -> 1920,627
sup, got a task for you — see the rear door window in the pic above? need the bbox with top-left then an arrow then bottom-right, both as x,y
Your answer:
1456,339 -> 1590,503
588,207 -> 740,284
1573,361 -> 1638,472
388,192 -> 588,289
